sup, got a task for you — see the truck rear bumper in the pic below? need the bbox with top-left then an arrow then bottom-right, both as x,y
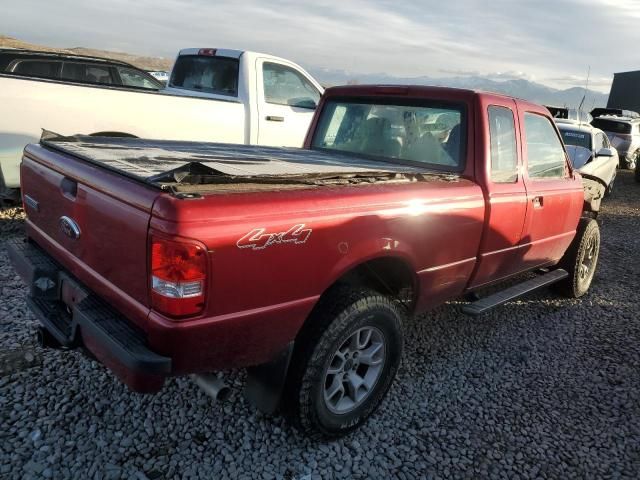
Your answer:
7,238 -> 171,393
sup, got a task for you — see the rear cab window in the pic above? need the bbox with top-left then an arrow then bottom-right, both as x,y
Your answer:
524,113 -> 567,179
312,98 -> 466,171
169,55 -> 239,96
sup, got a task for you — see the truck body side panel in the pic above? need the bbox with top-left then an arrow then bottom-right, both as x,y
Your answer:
147,180 -> 484,372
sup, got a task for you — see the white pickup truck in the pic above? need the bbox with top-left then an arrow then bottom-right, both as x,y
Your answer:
0,48 -> 324,198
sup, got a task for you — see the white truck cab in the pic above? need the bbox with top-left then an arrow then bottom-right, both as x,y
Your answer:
164,48 -> 324,147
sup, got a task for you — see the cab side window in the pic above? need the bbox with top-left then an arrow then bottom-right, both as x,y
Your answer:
488,106 -> 518,183
262,62 -> 320,109
524,113 -> 567,179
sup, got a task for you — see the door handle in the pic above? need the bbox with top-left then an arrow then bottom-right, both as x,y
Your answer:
265,115 -> 285,122
60,177 -> 78,199
532,196 -> 543,208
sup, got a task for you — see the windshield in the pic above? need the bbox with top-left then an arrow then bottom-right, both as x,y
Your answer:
169,55 -> 239,96
591,119 -> 631,135
312,99 -> 465,170
560,129 -> 591,149
565,145 -> 593,170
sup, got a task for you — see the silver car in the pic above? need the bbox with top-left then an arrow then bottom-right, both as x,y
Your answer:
591,114 -> 640,170
556,120 -> 619,195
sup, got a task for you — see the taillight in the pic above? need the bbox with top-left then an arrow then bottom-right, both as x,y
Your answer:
150,236 -> 207,318
198,48 -> 217,56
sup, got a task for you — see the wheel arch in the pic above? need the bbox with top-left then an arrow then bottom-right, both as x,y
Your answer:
319,253 -> 419,313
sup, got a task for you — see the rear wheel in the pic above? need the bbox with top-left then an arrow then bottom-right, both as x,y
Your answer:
284,286 -> 404,438
635,160 -> 640,183
554,218 -> 600,298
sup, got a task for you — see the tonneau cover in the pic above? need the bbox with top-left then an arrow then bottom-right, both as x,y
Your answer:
39,132 -> 434,188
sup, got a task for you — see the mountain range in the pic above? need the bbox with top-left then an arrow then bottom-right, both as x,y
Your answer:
309,68 -> 609,109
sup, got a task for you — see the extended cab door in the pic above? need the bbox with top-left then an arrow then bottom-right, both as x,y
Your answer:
255,58 -> 322,147
517,105 -> 584,268
468,99 -> 529,288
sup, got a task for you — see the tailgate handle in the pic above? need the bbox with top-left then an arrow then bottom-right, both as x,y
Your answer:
61,177 -> 78,198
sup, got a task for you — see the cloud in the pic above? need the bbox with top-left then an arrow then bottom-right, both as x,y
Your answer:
1,0 -> 636,92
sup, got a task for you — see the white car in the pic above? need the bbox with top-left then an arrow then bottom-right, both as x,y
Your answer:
0,48 -> 324,199
556,120 -> 619,195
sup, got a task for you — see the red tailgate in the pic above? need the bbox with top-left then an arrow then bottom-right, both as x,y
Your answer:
20,144 -> 160,330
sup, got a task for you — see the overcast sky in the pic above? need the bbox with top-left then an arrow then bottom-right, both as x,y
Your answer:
3,0 -> 639,92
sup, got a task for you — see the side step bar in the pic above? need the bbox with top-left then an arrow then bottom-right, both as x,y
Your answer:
462,269 -> 568,316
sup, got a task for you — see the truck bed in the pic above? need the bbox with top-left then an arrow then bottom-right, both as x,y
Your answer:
40,132 -> 452,194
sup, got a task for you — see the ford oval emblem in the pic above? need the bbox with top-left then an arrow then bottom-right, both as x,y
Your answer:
59,216 -> 81,240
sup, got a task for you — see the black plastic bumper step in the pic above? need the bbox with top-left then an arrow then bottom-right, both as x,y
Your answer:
7,238 -> 171,375
74,296 -> 171,375
462,269 -> 568,316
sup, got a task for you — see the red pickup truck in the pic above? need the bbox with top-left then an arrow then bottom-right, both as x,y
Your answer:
9,85 -> 601,437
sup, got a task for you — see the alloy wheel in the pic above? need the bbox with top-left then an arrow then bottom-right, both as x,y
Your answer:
322,326 -> 386,414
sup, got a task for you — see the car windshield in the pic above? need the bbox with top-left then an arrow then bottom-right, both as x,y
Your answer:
591,119 -> 632,135
560,129 -> 591,149
565,145 -> 593,169
169,55 -> 239,96
312,99 -> 465,170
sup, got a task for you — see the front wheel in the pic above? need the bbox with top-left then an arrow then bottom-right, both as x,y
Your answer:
626,150 -> 639,170
554,218 -> 600,298
284,286 -> 404,438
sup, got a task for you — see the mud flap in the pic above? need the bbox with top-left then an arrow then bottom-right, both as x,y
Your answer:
244,342 -> 294,414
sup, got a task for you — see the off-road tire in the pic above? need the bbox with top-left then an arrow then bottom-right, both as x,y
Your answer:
283,285 -> 404,438
554,218 -> 600,298
635,160 -> 640,183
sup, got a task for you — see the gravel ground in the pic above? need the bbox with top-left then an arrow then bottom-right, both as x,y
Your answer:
1,172 -> 639,480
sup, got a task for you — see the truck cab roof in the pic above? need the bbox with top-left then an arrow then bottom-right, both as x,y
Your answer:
322,84 -> 541,108
174,48 -> 307,65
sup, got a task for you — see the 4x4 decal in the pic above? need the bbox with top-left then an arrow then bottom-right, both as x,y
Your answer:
237,224 -> 312,250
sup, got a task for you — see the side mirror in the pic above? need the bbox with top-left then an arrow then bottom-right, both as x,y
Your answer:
596,147 -> 614,157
